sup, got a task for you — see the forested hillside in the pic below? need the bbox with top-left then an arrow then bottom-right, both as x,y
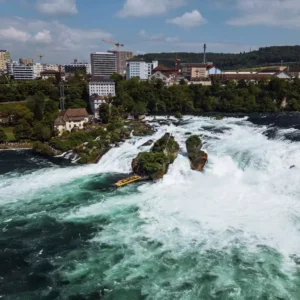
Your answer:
137,46 -> 300,69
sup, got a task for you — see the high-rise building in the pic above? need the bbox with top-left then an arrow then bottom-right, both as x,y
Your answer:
0,50 -> 11,72
126,58 -> 158,80
108,50 -> 133,74
19,58 -> 34,66
90,52 -> 116,79
13,65 -> 34,80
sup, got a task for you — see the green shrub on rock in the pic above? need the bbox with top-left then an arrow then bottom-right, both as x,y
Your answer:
175,112 -> 182,119
132,133 -> 180,180
185,135 -> 207,171
32,141 -> 55,157
132,152 -> 168,180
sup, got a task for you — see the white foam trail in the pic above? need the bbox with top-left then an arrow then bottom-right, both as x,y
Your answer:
0,126 -> 167,205
71,116 -> 300,258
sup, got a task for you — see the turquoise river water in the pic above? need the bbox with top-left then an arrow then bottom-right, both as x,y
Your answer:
1,116 -> 300,300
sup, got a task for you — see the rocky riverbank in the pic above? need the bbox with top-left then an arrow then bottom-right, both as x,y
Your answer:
0,142 -> 32,150
32,120 -> 156,164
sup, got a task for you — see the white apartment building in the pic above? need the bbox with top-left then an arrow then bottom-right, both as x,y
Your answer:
88,80 -> 116,97
13,65 -> 34,80
33,63 -> 43,78
126,59 -> 158,80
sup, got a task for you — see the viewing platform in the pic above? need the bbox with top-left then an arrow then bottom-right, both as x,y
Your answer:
114,175 -> 143,188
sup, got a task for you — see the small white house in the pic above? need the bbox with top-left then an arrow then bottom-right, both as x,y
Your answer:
54,108 -> 89,135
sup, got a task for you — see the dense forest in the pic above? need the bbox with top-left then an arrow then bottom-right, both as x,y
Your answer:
0,71 -> 88,107
112,76 -> 300,114
137,46 -> 300,70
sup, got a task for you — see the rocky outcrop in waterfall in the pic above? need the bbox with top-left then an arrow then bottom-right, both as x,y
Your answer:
186,135 -> 208,171
132,133 -> 180,180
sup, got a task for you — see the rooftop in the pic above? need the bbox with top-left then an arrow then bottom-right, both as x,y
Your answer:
153,65 -> 171,72
94,52 -> 115,55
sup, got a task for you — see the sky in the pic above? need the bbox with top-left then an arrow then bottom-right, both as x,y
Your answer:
0,0 -> 300,64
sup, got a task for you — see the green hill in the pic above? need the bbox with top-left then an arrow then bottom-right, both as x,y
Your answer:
136,46 -> 300,70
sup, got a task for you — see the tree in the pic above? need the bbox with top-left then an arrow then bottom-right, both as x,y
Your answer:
132,101 -> 147,117
99,103 -> 110,124
33,122 -> 52,141
0,128 -> 7,143
13,120 -> 33,140
27,91 -> 46,121
179,78 -> 187,85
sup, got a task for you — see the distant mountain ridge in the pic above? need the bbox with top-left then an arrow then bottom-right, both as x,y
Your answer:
136,46 -> 300,70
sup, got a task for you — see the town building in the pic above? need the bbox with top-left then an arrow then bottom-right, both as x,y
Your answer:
88,79 -> 116,97
63,60 -> 91,75
149,66 -> 177,85
206,66 -> 222,76
19,58 -> 34,66
13,65 -> 34,80
89,95 -> 106,118
287,67 -> 300,78
41,70 -> 65,81
43,64 -> 60,72
6,61 -> 18,76
54,108 -> 89,134
0,50 -> 11,72
90,52 -> 117,78
126,58 -> 158,80
33,63 -> 43,78
181,63 -> 212,80
108,50 -> 133,74
210,71 -> 291,83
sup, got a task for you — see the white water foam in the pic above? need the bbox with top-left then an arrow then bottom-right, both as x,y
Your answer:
71,116 -> 300,260
0,127 -> 168,204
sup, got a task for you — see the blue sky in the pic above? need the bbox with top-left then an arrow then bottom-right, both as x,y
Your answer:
0,0 -> 299,63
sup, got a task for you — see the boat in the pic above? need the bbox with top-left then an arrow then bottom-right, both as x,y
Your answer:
114,175 -> 142,188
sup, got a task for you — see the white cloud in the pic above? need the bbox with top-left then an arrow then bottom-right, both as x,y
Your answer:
138,30 -> 164,41
36,0 -> 78,15
0,17 -> 112,63
227,0 -> 300,28
138,29 -> 179,43
34,30 -> 52,44
118,0 -> 187,17
165,37 -> 180,42
166,10 -> 207,29
0,26 -> 31,42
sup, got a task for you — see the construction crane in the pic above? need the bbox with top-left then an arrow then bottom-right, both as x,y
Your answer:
102,40 -> 124,73
102,40 -> 124,51
33,54 -> 44,62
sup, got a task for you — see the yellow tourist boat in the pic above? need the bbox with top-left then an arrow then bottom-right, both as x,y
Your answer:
114,175 -> 142,188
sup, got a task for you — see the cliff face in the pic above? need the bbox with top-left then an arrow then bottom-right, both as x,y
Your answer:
186,135 -> 208,171
132,133 -> 179,180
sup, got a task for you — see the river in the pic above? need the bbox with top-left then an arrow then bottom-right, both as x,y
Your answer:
1,115 -> 300,299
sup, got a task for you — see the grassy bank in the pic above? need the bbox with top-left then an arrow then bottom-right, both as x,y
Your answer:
2,127 -> 15,141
